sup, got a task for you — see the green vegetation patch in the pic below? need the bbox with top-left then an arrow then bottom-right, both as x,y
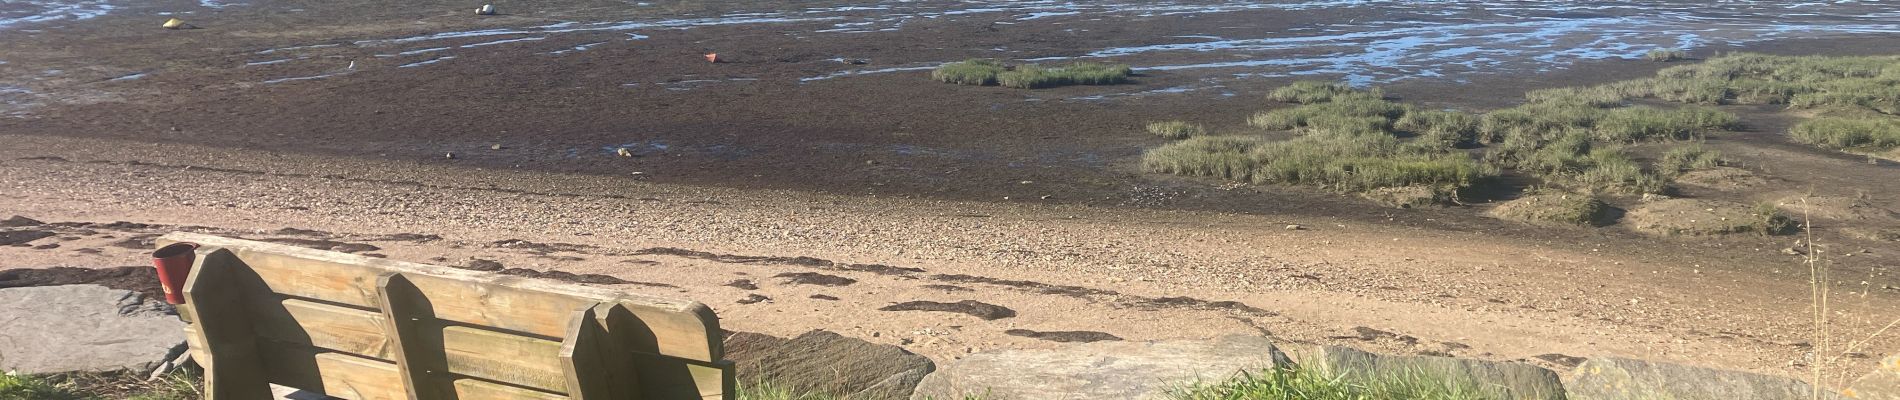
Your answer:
1171,364 -> 1495,400
1148,121 -> 1207,140
1147,53 -> 1900,207
0,371 -> 202,400
0,373 -> 87,400
1521,53 -> 1900,155
1790,115 -> 1900,150
997,62 -> 1133,89
1266,80 -> 1381,104
1656,145 -> 1724,175
933,59 -> 1133,89
1395,110 -> 1480,147
1645,48 -> 1687,62
931,59 -> 1006,86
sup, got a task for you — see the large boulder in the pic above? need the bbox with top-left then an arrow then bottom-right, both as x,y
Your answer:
1847,355 -> 1900,400
0,284 -> 186,375
724,330 -> 934,399
1317,346 -> 1566,400
1566,357 -> 1846,400
911,335 -> 1289,400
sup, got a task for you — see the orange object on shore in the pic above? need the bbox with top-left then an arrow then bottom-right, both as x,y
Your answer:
704,53 -> 721,63
151,242 -> 198,304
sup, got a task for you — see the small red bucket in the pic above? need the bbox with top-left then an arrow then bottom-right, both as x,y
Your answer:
151,243 -> 198,304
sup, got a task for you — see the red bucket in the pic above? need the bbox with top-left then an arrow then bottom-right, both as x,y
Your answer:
151,243 -> 198,304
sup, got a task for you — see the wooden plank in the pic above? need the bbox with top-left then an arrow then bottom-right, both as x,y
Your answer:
161,232 -> 724,362
586,304 -> 646,397
259,344 -> 407,400
630,355 -> 734,400
691,361 -> 735,400
254,298 -> 394,360
453,379 -> 568,400
181,248 -> 273,400
181,325 -> 211,372
442,325 -> 568,393
378,273 -> 453,400
560,305 -> 634,399
314,353 -> 408,400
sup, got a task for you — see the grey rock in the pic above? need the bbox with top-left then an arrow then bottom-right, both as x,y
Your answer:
1567,357 -> 1846,400
911,335 -> 1289,400
1318,346 -> 1565,400
726,330 -> 934,399
0,285 -> 187,375
1847,355 -> 1900,400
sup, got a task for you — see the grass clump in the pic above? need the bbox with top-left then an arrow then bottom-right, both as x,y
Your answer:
934,60 -> 1132,89
1657,145 -> 1724,174
1591,105 -> 1737,142
0,373 -> 87,400
1143,133 -> 1492,197
1171,364 -> 1493,400
931,59 -> 1005,86
1790,115 -> 1900,150
997,62 -> 1132,89
1248,92 -> 1407,131
1148,121 -> 1206,139
1396,110 -> 1479,147
1267,80 -> 1379,104
1157,83 -> 1493,206
1645,48 -> 1687,62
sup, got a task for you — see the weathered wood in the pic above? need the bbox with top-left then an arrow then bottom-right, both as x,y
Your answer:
588,304 -> 647,397
692,361 -> 736,400
442,325 -> 568,393
254,298 -> 394,360
379,273 -> 455,400
159,233 -> 734,400
452,379 -> 568,400
181,248 -> 273,400
260,344 -> 407,400
561,305 -> 636,399
161,232 -> 722,362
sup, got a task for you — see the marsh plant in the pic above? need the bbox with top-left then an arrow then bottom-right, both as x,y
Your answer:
931,59 -> 1132,89
931,59 -> 1006,86
1148,121 -> 1207,139
1645,48 -> 1688,62
1533,53 -> 1900,156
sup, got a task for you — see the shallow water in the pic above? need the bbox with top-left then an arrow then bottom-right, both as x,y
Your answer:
14,0 -> 1900,94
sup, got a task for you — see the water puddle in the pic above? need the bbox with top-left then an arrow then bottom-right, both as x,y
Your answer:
459,37 -> 547,48
0,0 -> 116,31
107,72 -> 148,82
548,42 -> 607,55
398,56 -> 456,68
800,65 -> 940,82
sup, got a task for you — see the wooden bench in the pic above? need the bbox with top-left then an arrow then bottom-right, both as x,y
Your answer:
157,232 -> 732,400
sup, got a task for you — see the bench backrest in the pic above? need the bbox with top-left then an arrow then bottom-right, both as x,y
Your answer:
158,232 -> 732,400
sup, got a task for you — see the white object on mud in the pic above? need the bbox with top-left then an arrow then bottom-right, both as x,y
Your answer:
161,18 -> 189,29
476,4 -> 497,15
